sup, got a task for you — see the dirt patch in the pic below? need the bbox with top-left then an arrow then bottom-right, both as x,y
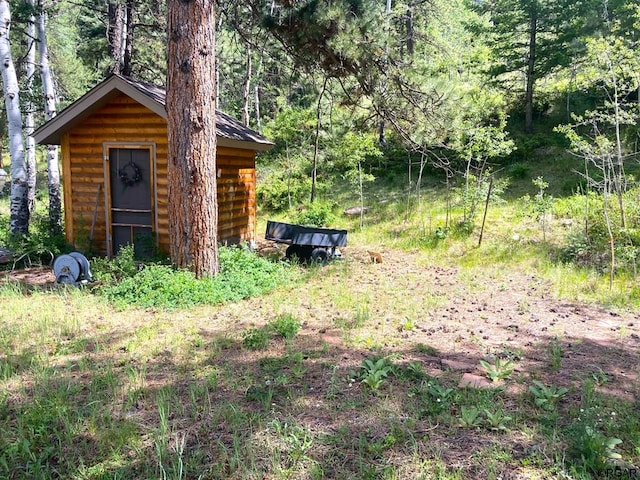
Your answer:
1,266 -> 56,287
250,243 -> 640,401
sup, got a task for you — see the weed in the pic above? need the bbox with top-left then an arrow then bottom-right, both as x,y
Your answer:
360,357 -> 394,391
402,361 -> 426,380
242,328 -> 270,350
480,357 -> 514,382
484,409 -> 512,432
401,317 -> 415,331
91,244 -> 139,282
572,426 -> 623,474
427,381 -> 455,403
269,419 -> 313,463
268,314 -> 301,340
459,406 -> 483,428
549,341 -> 563,372
529,381 -> 568,411
99,246 -> 297,309
245,383 -> 275,410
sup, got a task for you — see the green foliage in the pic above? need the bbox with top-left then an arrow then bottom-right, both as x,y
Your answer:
548,341 -> 563,373
91,245 -> 139,283
242,328 -> 270,351
291,201 -> 336,227
256,175 -> 313,212
507,162 -> 530,180
458,406 -> 482,428
565,382 -> 625,474
0,213 -> 67,268
329,131 -> 382,173
483,409 -> 512,432
268,314 -> 301,340
360,357 -> 395,391
479,357 -> 514,382
529,381 -> 568,411
99,246 -> 296,309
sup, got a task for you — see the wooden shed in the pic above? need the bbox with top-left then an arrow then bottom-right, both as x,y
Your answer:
34,74 -> 272,257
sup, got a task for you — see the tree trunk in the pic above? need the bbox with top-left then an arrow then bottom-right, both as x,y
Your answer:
167,0 -> 218,277
242,43 -> 251,127
25,2 -> 37,214
122,0 -> 134,76
37,1 -> 62,236
0,0 -> 29,235
524,2 -> 537,134
406,3 -> 414,56
310,77 -> 328,203
107,1 -> 126,74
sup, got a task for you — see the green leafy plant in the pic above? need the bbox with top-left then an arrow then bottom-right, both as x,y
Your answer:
484,409 -> 512,432
459,406 -> 483,428
529,381 -> 568,410
268,313 -> 301,340
91,244 -> 139,282
291,201 -> 336,227
242,328 -> 270,350
480,357 -> 514,382
360,357 -> 394,391
568,424 -> 623,474
427,381 -> 454,403
403,361 -> 426,380
99,246 -> 296,309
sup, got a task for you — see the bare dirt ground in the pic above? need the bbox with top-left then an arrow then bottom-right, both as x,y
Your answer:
250,244 -> 640,400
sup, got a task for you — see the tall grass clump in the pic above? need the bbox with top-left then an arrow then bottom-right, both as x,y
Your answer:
98,245 -> 299,309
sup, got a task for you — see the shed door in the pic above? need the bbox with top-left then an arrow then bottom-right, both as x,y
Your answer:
107,148 -> 153,257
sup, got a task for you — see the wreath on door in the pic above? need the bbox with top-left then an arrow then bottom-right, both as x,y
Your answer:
118,161 -> 143,187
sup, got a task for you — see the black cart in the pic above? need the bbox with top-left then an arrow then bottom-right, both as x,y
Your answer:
265,220 -> 347,263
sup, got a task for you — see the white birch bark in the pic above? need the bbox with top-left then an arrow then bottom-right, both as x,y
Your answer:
0,0 -> 29,235
37,1 -> 61,235
242,44 -> 251,127
26,1 -> 37,213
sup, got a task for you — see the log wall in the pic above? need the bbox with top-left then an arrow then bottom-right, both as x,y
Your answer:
64,93 -> 257,256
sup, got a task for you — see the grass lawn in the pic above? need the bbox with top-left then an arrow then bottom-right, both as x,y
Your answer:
1,230 -> 639,479
1,155 -> 639,479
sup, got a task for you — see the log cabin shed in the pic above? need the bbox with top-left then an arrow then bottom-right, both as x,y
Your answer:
33,74 -> 273,257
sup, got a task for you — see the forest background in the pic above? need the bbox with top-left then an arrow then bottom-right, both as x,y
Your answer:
2,0 -> 640,283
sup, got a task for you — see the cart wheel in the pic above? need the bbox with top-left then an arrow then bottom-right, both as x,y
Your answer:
311,248 -> 329,265
285,245 -> 300,260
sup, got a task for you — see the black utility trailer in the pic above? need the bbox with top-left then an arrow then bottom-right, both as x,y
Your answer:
265,220 -> 347,263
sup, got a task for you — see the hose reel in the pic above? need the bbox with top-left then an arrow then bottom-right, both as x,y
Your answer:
52,252 -> 93,285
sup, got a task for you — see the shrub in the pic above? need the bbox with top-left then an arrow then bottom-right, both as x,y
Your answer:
91,244 -> 140,282
0,213 -> 68,268
99,245 -> 297,309
268,314 -> 301,340
242,328 -> 270,350
508,162 -> 530,180
257,176 -> 312,212
291,201 -> 336,227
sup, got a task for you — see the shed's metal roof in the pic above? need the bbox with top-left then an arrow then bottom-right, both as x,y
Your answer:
33,74 -> 273,151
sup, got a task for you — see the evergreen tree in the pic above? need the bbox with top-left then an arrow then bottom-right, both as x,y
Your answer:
166,0 -> 218,277
473,0 -> 600,133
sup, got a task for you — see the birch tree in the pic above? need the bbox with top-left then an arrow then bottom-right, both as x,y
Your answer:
0,0 -> 29,235
25,0 -> 37,213
166,0 -> 218,277
37,0 -> 61,235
